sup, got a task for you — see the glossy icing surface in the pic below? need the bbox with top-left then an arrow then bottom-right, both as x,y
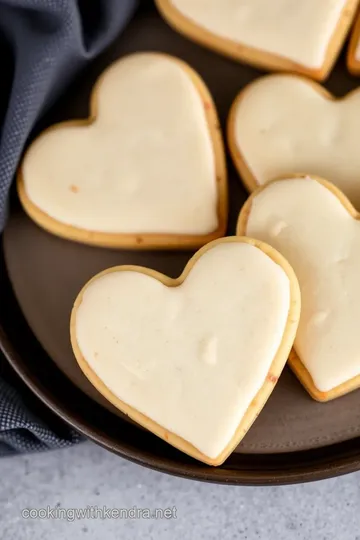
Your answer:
74,242 -> 291,458
245,177 -> 360,392
22,54 -> 218,234
172,0 -> 347,68
232,75 -> 360,208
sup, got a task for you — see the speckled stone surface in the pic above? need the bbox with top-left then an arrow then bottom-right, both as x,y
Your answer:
1,441 -> 360,539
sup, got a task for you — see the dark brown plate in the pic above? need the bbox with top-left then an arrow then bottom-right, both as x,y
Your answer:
2,2 -> 360,484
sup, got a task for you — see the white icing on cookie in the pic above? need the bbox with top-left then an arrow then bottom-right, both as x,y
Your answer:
232,75 -> 360,208
171,0 -> 347,68
74,242 -> 291,459
22,54 -> 218,235
245,176 -> 360,393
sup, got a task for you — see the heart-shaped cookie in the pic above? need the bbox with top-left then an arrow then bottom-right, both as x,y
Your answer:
156,0 -> 359,80
238,174 -> 360,402
70,237 -> 300,465
18,53 -> 227,249
228,74 -> 360,209
347,8 -> 360,74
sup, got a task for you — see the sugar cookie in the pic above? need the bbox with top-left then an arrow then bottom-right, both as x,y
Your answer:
18,53 -> 227,249
228,74 -> 360,209
156,0 -> 359,80
70,237 -> 300,465
238,174 -> 360,401
347,7 -> 360,74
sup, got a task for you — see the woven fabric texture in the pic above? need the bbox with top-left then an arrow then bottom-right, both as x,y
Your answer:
0,0 -> 138,454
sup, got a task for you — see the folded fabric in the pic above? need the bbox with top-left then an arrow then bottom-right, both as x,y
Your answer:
0,0 -> 138,454
0,354 -> 83,455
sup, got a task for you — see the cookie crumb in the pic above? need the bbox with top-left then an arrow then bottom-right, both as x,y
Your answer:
69,184 -> 79,193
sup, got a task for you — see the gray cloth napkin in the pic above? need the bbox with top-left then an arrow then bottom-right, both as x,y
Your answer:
0,0 -> 138,454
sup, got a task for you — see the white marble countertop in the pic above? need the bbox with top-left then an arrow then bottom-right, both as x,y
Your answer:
1,441 -> 360,539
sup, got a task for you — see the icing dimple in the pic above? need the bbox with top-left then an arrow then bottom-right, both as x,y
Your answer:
309,311 -> 329,326
74,242 -> 291,459
172,0 -> 347,68
270,221 -> 288,237
198,335 -> 218,365
245,176 -> 360,392
22,54 -> 219,235
233,75 -> 360,208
